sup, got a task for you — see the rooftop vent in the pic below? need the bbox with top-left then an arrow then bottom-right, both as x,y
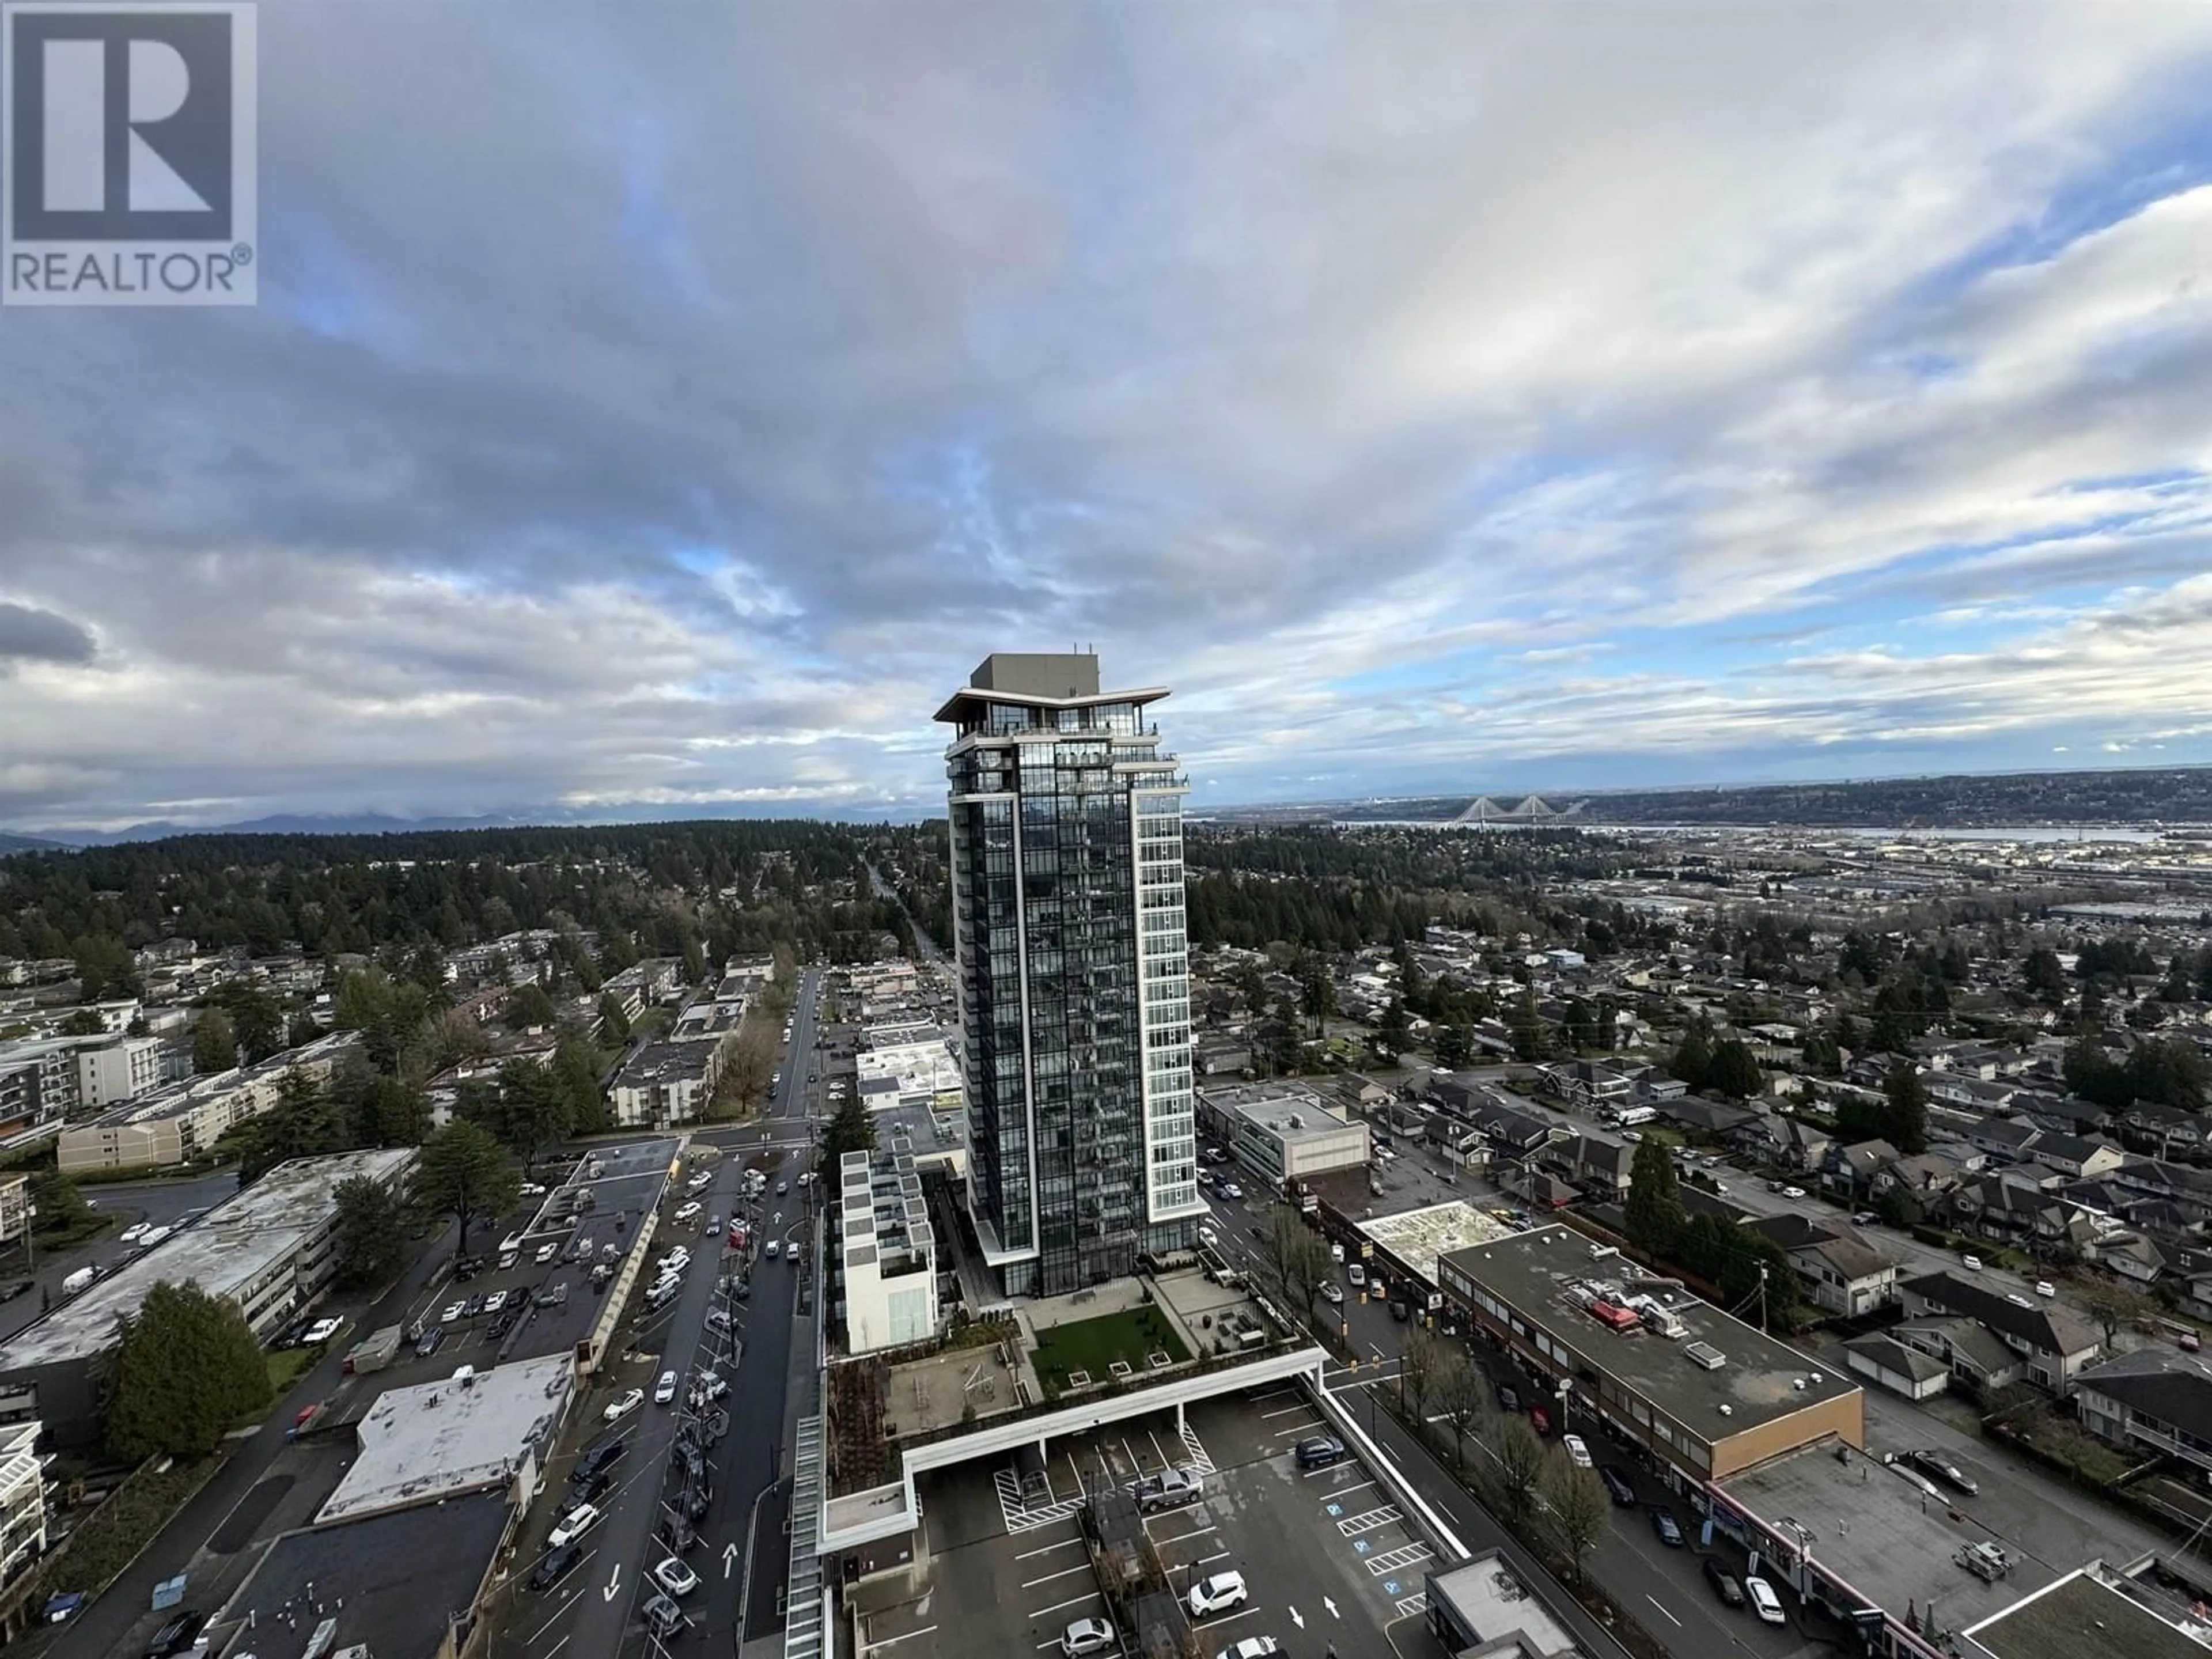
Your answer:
1684,1342 -> 1728,1371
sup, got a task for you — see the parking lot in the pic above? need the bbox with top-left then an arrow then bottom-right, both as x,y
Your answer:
855,1385 -> 1449,1659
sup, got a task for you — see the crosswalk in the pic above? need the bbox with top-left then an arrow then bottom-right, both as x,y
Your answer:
1336,1505 -> 1403,1537
1365,1542 -> 1433,1577
992,1467 -> 1088,1534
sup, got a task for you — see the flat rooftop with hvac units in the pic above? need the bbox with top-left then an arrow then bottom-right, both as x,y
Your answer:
1437,1223 -> 1863,1486
1196,1081 -> 1372,1186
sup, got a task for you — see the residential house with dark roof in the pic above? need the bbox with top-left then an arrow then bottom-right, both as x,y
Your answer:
2020,1132 -> 2127,1181
1749,1213 -> 1897,1316
1770,1116 -> 1834,1173
1898,1271 -> 2104,1392
2122,1100 -> 2212,1160
1891,1316 -> 2028,1394
1660,1094 -> 1762,1139
2076,1349 -> 2212,1482
2084,1230 -> 2169,1285
1842,1332 -> 1950,1400
1821,1138 -> 1900,1198
1537,1132 -> 1634,1202
1964,1118 -> 2040,1161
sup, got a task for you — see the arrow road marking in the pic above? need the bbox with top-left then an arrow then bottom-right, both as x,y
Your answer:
724,1541 -> 740,1579
603,1562 -> 622,1603
1324,1597 -> 1339,1619
1289,1606 -> 1304,1630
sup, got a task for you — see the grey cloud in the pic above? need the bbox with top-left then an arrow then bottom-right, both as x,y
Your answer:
0,603 -> 95,666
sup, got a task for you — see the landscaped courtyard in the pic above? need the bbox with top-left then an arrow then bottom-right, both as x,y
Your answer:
1032,1305 -> 1189,1396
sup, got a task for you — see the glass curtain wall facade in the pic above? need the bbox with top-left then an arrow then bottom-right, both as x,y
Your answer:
939,655 -> 1201,1297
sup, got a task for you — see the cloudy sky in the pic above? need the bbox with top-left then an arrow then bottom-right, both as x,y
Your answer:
5,2 -> 2212,832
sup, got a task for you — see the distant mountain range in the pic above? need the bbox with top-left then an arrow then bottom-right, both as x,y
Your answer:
0,803 -> 935,850
8,763 -> 2209,850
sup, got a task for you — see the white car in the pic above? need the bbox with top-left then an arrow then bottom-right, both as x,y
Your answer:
2035,1280 -> 2056,1297
1216,1641 -> 1282,1659
1962,1255 -> 1984,1272
1782,1185 -> 1807,1200
482,1290 -> 508,1315
1745,1575 -> 1786,1624
119,1222 -> 149,1245
302,1317 -> 342,1345
520,1182 -> 547,1196
548,1503 -> 601,1548
1188,1571 -> 1248,1618
652,1555 -> 701,1597
1062,1616 -> 1116,1657
654,1369 -> 679,1404
675,1202 -> 702,1224
1321,1281 -> 1344,1304
1198,1226 -> 1218,1249
766,1239 -> 782,1260
603,1388 -> 645,1422
440,1300 -> 467,1324
1562,1434 -> 1593,1469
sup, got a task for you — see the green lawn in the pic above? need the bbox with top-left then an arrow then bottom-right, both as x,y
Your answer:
1032,1307 -> 1189,1395
266,1344 -> 320,1397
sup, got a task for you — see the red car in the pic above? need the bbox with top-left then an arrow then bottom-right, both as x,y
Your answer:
1528,1406 -> 1550,1437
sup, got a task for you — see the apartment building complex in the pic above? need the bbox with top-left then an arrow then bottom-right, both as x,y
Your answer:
937,652 -> 1201,1296
55,1032 -> 358,1175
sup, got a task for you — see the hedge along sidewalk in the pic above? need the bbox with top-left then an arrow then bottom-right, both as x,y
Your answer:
0,1453 -> 225,1643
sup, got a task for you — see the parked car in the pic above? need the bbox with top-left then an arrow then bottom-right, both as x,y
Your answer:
1744,1575 -> 1786,1624
414,1327 -> 446,1358
1495,1382 -> 1521,1414
1650,1508 -> 1684,1547
1188,1571 -> 1249,1618
655,1370 -> 679,1405
1321,1281 -> 1344,1304
1961,1254 -> 1984,1272
675,1202 -> 702,1223
143,1610 -> 207,1657
1904,1449 -> 1978,1495
481,1290 -> 507,1315
548,1503 -> 601,1548
766,1239 -> 782,1260
461,1294 -> 486,1318
1599,1466 -> 1636,1507
642,1592 -> 685,1639
1135,1465 -> 1204,1512
535,1242 -> 559,1264
440,1300 -> 467,1324
707,1309 -> 734,1333
1852,1211 -> 1881,1226
604,1388 -> 645,1422
1061,1616 -> 1117,1657
570,1435 -> 626,1487
1293,1435 -> 1347,1469
1347,1263 -> 1366,1287
1215,1640 -> 1282,1659
1702,1558 -> 1747,1608
528,1541 -> 584,1591
652,1555 -> 701,1597
1528,1406 -> 1550,1437
2035,1281 -> 2056,1298
1562,1434 -> 1592,1469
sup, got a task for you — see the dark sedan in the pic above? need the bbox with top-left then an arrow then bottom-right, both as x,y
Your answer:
1650,1508 -> 1684,1547
1703,1557 -> 1747,1608
1495,1382 -> 1521,1414
1598,1466 -> 1637,1508
528,1541 -> 584,1592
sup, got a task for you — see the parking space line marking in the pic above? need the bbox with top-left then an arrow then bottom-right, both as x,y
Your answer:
1393,1594 -> 1428,1617
1197,1550 -> 1231,1566
861,1624 -> 939,1653
1260,1404 -> 1308,1419
1195,1605 -> 1263,1630
1149,1524 -> 1217,1547
1272,1420 -> 1321,1437
1030,1592 -> 1105,1619
1021,1565 -> 1091,1589
1365,1543 -> 1434,1576
1015,1537 -> 1084,1560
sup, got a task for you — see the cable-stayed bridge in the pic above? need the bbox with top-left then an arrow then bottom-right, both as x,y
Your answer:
1447,795 -> 1586,825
